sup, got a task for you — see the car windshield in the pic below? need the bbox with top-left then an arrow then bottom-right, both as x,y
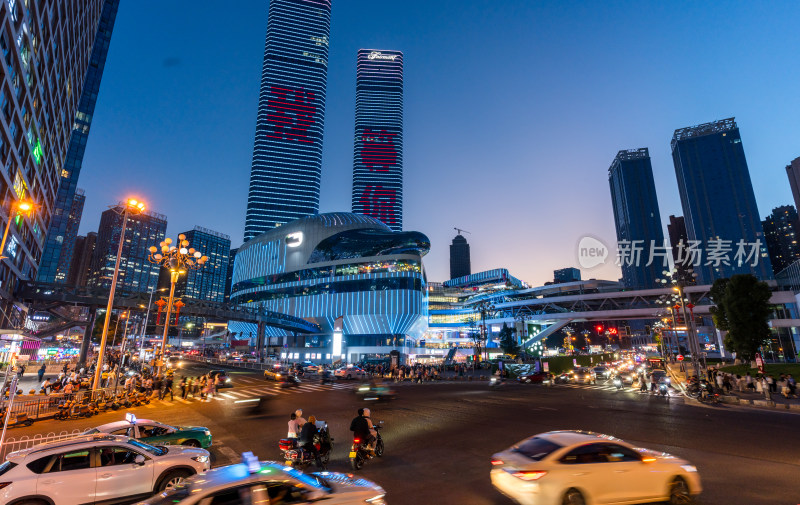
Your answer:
127,438 -> 167,456
575,368 -> 590,373
512,437 -> 562,461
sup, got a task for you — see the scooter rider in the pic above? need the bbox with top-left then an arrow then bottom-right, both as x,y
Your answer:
298,415 -> 322,467
349,408 -> 376,453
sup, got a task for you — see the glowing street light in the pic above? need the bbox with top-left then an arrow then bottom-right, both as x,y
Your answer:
148,233 -> 208,375
91,199 -> 147,394
0,199 -> 36,261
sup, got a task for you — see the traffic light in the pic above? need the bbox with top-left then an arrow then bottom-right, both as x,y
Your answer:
595,324 -> 603,334
609,328 -> 618,335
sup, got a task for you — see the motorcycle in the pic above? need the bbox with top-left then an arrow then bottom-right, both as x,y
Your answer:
279,421 -> 333,469
488,377 -> 505,388
350,422 -> 383,471
0,409 -> 33,427
356,383 -> 396,401
613,376 -> 623,390
279,375 -> 301,388
658,381 -> 669,396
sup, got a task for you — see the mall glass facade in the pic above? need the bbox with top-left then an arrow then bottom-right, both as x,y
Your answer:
231,212 -> 429,363
244,0 -> 331,240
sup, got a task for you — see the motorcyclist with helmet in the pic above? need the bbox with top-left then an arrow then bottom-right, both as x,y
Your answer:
349,407 -> 376,454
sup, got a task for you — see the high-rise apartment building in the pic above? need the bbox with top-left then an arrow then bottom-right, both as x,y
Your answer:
37,0 -> 120,284
450,234 -> 471,279
671,118 -> 772,283
175,227 -> 230,303
763,206 -> 800,275
88,205 -> 167,294
351,49 -> 404,231
224,247 -> 238,303
608,148 -> 665,288
38,189 -> 85,283
786,157 -> 800,213
243,0 -> 332,241
67,232 -> 96,287
554,267 -> 581,283
0,1 -> 108,323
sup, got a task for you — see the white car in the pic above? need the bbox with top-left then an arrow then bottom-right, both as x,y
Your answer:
491,430 -> 701,505
137,457 -> 386,505
0,433 -> 210,505
334,366 -> 367,380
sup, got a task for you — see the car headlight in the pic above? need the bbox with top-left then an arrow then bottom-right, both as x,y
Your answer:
365,495 -> 386,504
226,378 -> 231,383
204,430 -> 211,436
192,455 -> 209,463
681,464 -> 697,473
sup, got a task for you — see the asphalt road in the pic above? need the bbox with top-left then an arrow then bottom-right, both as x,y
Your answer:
6,361 -> 797,505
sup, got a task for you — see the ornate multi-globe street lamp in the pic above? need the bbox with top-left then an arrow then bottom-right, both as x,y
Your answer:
148,234 -> 207,375
91,199 -> 146,394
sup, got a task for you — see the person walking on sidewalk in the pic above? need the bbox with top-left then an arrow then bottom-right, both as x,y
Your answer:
37,364 -> 46,383
163,375 -> 174,401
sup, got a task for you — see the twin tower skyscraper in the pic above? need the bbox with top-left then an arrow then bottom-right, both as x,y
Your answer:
244,0 -> 403,242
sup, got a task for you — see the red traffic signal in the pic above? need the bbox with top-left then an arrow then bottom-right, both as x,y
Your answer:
595,325 -> 603,333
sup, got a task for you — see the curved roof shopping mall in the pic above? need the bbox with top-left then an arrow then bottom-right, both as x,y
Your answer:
230,212 -> 429,363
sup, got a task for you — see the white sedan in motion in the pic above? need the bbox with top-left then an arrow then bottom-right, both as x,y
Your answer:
491,430 -> 701,505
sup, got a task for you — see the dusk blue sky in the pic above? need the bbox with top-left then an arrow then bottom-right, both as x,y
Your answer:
78,1 -> 800,285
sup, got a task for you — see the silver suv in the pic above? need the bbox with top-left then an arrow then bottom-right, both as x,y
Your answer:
0,433 -> 210,505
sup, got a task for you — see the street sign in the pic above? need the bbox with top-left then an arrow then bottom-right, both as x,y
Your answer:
677,355 -> 684,361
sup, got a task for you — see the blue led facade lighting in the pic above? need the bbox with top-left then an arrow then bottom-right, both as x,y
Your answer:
37,0 -> 121,284
231,213 -> 429,361
351,49 -> 404,232
244,0 -> 332,241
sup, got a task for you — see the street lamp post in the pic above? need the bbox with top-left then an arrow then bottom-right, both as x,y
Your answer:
657,268 -> 701,379
474,301 -> 496,362
91,199 -> 146,394
148,234 -> 207,375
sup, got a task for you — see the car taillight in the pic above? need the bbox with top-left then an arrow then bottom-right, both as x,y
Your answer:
512,470 -> 547,481
354,438 -> 361,443
491,459 -> 504,466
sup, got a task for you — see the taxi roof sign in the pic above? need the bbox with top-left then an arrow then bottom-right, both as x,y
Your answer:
242,451 -> 260,473
125,413 -> 137,424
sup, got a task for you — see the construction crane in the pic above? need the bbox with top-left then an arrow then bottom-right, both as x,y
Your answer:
454,227 -> 471,235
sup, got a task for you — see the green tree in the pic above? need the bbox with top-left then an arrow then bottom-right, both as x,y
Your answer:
92,311 -> 121,344
499,323 -> 520,357
709,274 -> 772,361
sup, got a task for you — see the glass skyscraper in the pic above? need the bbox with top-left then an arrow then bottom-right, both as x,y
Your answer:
0,1 -> 109,325
449,233 -> 470,279
37,0 -> 120,284
244,0 -> 332,241
175,227 -> 231,303
352,49 -> 404,231
608,148 -> 665,289
763,206 -> 800,275
88,206 -> 167,294
671,118 -> 772,283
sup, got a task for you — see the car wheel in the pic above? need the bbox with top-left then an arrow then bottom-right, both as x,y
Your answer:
181,439 -> 201,447
11,499 -> 49,505
347,375 -> 352,380
156,469 -> 193,492
669,477 -> 693,504
562,488 -> 586,505
376,438 -> 385,457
